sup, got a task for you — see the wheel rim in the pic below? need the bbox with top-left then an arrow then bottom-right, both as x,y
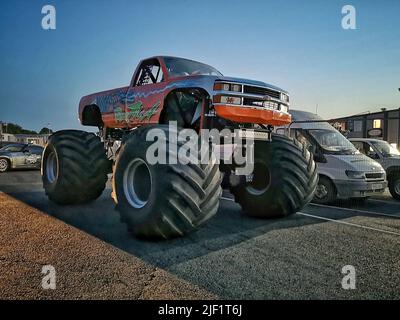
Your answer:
123,158 -> 152,209
46,151 -> 58,183
0,159 -> 8,172
315,183 -> 328,199
394,179 -> 400,195
246,162 -> 271,196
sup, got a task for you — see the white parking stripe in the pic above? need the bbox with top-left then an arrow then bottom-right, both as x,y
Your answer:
297,212 -> 400,236
222,196 -> 400,218
220,196 -> 400,235
368,198 -> 398,205
309,203 -> 400,219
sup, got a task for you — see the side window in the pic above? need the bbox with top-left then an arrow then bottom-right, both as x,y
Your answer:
135,60 -> 163,86
352,141 -> 364,153
27,146 -> 43,155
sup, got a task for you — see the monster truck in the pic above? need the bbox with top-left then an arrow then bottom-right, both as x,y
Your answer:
41,56 -> 318,240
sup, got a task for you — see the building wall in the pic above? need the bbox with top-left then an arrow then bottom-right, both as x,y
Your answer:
0,133 -> 49,146
330,108 -> 400,148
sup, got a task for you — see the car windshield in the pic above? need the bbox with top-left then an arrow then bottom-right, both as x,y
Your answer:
308,129 -> 358,155
0,144 -> 25,152
164,57 -> 222,77
371,140 -> 400,157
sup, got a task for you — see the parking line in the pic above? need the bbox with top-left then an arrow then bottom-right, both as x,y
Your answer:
309,203 -> 400,219
368,198 -> 398,205
297,212 -> 400,236
222,196 -> 400,218
220,196 -> 400,235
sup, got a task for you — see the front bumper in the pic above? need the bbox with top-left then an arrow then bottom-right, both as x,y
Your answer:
214,105 -> 291,126
334,179 -> 387,198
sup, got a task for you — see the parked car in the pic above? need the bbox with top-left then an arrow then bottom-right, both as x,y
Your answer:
350,138 -> 400,200
276,110 -> 387,204
0,141 -> 12,149
0,143 -> 43,172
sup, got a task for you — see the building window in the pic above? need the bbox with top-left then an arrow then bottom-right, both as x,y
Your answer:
373,119 -> 382,129
354,120 -> 363,132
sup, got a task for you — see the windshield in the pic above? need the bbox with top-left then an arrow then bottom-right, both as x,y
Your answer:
308,129 -> 358,155
0,144 -> 25,152
164,57 -> 222,77
371,140 -> 400,157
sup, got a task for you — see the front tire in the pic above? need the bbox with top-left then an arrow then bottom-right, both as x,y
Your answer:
231,134 -> 318,218
0,158 -> 10,172
42,130 -> 109,205
388,174 -> 400,200
313,176 -> 337,204
112,125 -> 222,240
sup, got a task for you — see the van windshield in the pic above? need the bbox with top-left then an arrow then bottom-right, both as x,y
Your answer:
308,129 -> 358,155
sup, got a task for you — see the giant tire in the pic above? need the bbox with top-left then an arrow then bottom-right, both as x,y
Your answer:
112,125 -> 222,240
42,130 -> 109,205
231,133 -> 318,218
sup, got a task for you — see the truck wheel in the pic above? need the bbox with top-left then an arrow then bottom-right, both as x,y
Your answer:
231,134 -> 318,218
313,176 -> 337,204
42,130 -> 109,205
388,174 -> 400,200
0,158 -> 10,172
112,125 -> 222,240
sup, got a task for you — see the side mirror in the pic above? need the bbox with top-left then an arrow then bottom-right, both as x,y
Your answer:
308,144 -> 317,155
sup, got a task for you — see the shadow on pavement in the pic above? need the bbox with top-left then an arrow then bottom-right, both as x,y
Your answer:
0,172 -> 322,270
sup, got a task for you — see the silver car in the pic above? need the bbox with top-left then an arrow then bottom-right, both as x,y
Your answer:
0,143 -> 43,172
350,138 -> 400,200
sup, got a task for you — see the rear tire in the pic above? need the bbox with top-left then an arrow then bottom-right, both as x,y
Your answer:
388,174 -> 400,200
231,134 -> 318,218
112,125 -> 222,240
42,130 -> 109,205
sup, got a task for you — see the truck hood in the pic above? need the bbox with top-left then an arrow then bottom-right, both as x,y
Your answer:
330,153 -> 385,172
217,76 -> 287,93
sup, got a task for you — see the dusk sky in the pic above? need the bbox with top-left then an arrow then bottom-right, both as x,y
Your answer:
0,0 -> 399,132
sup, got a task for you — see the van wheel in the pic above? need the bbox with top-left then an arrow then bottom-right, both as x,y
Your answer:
388,174 -> 400,200
313,176 -> 336,204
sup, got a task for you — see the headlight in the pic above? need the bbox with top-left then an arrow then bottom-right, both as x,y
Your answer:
214,82 -> 242,92
281,92 -> 289,103
345,170 -> 365,179
280,105 -> 289,113
213,95 -> 242,105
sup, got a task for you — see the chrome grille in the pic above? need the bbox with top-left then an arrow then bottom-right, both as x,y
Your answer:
243,85 -> 281,99
365,172 -> 385,180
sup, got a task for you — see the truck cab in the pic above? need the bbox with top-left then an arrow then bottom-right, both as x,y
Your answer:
276,110 -> 387,204
349,138 -> 400,200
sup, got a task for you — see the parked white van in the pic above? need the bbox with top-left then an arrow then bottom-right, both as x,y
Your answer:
276,110 -> 387,204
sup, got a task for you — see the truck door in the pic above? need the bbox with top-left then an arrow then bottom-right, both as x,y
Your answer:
125,58 -> 166,126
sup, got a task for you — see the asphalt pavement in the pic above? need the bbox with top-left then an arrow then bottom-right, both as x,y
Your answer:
0,170 -> 399,299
